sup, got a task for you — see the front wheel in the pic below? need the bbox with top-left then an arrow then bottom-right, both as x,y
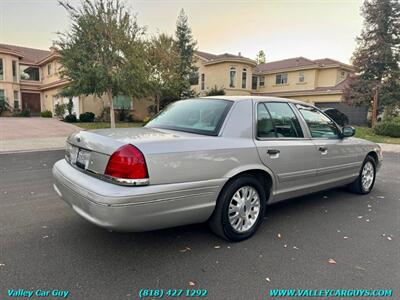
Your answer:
208,175 -> 266,242
348,156 -> 376,194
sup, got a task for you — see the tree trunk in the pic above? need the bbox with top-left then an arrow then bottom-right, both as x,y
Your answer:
107,91 -> 116,128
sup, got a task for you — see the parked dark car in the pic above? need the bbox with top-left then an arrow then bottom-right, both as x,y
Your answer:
322,108 -> 349,126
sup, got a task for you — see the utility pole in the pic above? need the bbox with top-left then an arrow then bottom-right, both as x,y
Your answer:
371,87 -> 379,127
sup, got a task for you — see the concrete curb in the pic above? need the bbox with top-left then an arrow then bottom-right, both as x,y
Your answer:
378,143 -> 400,153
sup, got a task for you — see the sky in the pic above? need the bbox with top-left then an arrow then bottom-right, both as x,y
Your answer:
0,0 -> 364,64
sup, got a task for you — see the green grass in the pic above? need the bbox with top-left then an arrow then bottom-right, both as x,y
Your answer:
77,122 -> 144,130
354,126 -> 400,144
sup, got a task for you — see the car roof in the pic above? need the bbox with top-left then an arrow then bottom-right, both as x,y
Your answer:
199,95 -> 310,106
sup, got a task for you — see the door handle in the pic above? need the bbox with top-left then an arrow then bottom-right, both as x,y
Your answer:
267,149 -> 280,155
318,146 -> 328,152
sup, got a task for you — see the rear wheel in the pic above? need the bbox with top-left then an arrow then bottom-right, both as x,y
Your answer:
208,175 -> 266,241
348,156 -> 376,194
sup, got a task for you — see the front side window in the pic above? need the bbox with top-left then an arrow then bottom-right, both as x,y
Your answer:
299,71 -> 305,83
242,68 -> 247,89
0,59 -> 3,80
257,102 -> 303,138
297,104 -> 340,138
48,63 -> 52,75
0,90 -> 5,107
189,73 -> 199,85
12,60 -> 17,81
201,73 -> 205,90
146,99 -> 232,136
229,67 -> 236,88
275,73 -> 288,84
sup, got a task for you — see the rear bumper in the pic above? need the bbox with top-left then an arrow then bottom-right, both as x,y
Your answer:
52,159 -> 225,231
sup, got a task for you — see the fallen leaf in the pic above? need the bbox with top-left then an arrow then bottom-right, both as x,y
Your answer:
366,219 -> 370,222
377,196 -> 385,199
259,254 -> 263,258
42,226 -> 47,229
323,196 -> 328,199
293,246 -> 299,250
265,277 -> 271,283
277,233 -> 282,239
284,244 -> 288,248
188,281 -> 195,287
328,258 -> 337,264
357,216 -> 363,219
337,230 -> 341,233
367,204 -> 372,208
42,235 -> 49,239
0,263 -> 5,267
387,236 -> 392,241
227,246 -> 231,249
179,247 -> 191,253
343,236 -> 349,239
355,265 -> 366,271
214,245 -> 221,249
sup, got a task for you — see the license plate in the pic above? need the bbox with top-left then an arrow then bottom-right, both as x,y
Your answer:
76,149 -> 91,169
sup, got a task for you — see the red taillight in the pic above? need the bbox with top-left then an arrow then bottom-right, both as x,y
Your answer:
105,144 -> 148,180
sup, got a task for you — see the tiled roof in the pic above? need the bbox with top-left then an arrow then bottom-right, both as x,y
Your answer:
253,77 -> 350,96
0,43 -> 51,64
313,58 -> 341,66
254,57 -> 317,73
195,50 -> 254,62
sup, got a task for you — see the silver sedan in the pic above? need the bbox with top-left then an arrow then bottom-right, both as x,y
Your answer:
53,96 -> 382,241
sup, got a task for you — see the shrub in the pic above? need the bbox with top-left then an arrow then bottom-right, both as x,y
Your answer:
206,85 -> 225,96
79,112 -> 95,122
54,103 -> 66,119
374,118 -> 400,138
118,107 -> 129,122
96,106 -> 110,122
64,114 -> 77,123
41,110 -> 53,118
12,109 -> 31,117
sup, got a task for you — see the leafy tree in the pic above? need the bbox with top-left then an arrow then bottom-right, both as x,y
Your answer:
147,34 -> 181,113
175,9 -> 198,99
255,50 -> 266,64
56,0 -> 150,128
344,0 -> 400,116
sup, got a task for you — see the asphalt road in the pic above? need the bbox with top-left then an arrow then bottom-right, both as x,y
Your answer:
0,150 -> 399,300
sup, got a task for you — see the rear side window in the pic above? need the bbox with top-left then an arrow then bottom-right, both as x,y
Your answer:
297,104 -> 340,138
257,102 -> 304,138
145,99 -> 232,136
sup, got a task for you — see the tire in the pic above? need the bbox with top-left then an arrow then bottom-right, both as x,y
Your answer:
347,156 -> 376,194
208,175 -> 267,242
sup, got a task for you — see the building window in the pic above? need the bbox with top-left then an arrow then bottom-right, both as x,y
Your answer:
12,60 -> 17,81
251,76 -> 258,90
112,95 -> 132,109
48,63 -> 52,76
229,67 -> 236,88
0,90 -> 5,108
13,91 -> 19,109
340,70 -> 346,79
0,59 -> 3,80
189,73 -> 199,85
298,71 -> 305,83
201,73 -> 205,90
241,68 -> 247,89
20,65 -> 40,81
275,73 -> 288,85
259,76 -> 265,87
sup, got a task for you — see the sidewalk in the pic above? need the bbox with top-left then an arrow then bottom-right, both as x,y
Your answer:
0,117 -> 80,153
378,143 -> 400,153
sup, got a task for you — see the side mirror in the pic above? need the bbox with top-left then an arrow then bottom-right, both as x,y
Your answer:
341,126 -> 355,138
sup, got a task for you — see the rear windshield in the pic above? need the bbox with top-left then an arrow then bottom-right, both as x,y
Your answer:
145,99 -> 233,136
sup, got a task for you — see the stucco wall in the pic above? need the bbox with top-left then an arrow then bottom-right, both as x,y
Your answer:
0,52 -> 21,108
257,69 -> 317,93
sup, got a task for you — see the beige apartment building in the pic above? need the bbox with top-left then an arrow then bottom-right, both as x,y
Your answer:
193,51 -> 354,104
0,43 -> 151,119
1,43 -> 362,122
